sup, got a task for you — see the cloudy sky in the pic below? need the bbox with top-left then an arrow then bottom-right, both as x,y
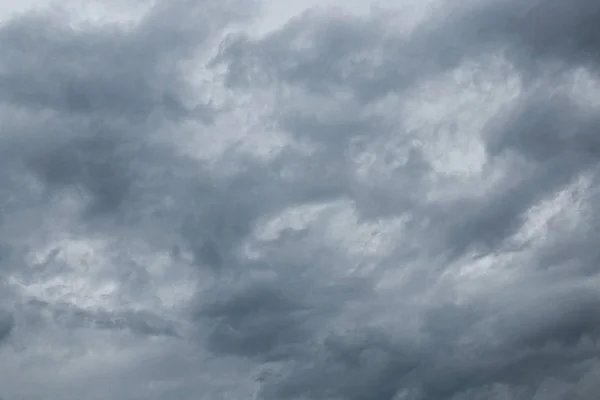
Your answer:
1,0 -> 600,399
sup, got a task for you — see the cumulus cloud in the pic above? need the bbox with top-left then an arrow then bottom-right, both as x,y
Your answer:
1,0 -> 600,399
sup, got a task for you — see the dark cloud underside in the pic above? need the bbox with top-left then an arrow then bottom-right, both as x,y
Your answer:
1,0 -> 600,399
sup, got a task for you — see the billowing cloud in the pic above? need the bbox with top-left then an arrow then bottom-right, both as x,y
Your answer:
0,0 -> 599,399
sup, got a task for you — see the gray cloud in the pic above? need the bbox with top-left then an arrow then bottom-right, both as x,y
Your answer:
21,299 -> 182,338
0,311 -> 14,344
1,0 -> 600,399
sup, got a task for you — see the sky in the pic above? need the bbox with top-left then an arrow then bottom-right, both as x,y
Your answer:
0,0 -> 600,399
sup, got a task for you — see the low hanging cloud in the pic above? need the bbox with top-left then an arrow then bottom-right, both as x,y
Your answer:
1,0 -> 600,399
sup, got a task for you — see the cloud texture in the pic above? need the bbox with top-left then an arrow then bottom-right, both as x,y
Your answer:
1,0 -> 600,399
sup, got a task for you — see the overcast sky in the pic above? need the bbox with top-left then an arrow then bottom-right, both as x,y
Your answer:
1,0 -> 600,399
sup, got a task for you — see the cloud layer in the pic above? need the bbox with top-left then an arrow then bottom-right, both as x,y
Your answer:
1,0 -> 600,399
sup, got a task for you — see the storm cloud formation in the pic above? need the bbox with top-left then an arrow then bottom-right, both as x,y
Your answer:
1,0 -> 600,399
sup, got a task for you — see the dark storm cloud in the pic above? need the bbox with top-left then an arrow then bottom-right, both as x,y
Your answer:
214,0 -> 600,260
199,282 -> 311,359
20,299 -> 180,338
473,0 -> 600,72
0,1 -> 258,398
29,130 -> 134,215
206,1 -> 600,399
435,88 -> 600,259
533,184 -> 600,277
178,152 -> 366,271
216,0 -> 600,104
259,330 -> 419,400
0,0 -> 247,121
442,87 -> 600,260
438,156 -> 578,260
0,311 -> 14,344
192,226 -> 372,361
485,90 -> 600,162
251,277 -> 600,400
2,0 -> 600,399
0,0 -> 250,224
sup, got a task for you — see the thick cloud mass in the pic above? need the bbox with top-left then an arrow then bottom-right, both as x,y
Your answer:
1,0 -> 600,399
